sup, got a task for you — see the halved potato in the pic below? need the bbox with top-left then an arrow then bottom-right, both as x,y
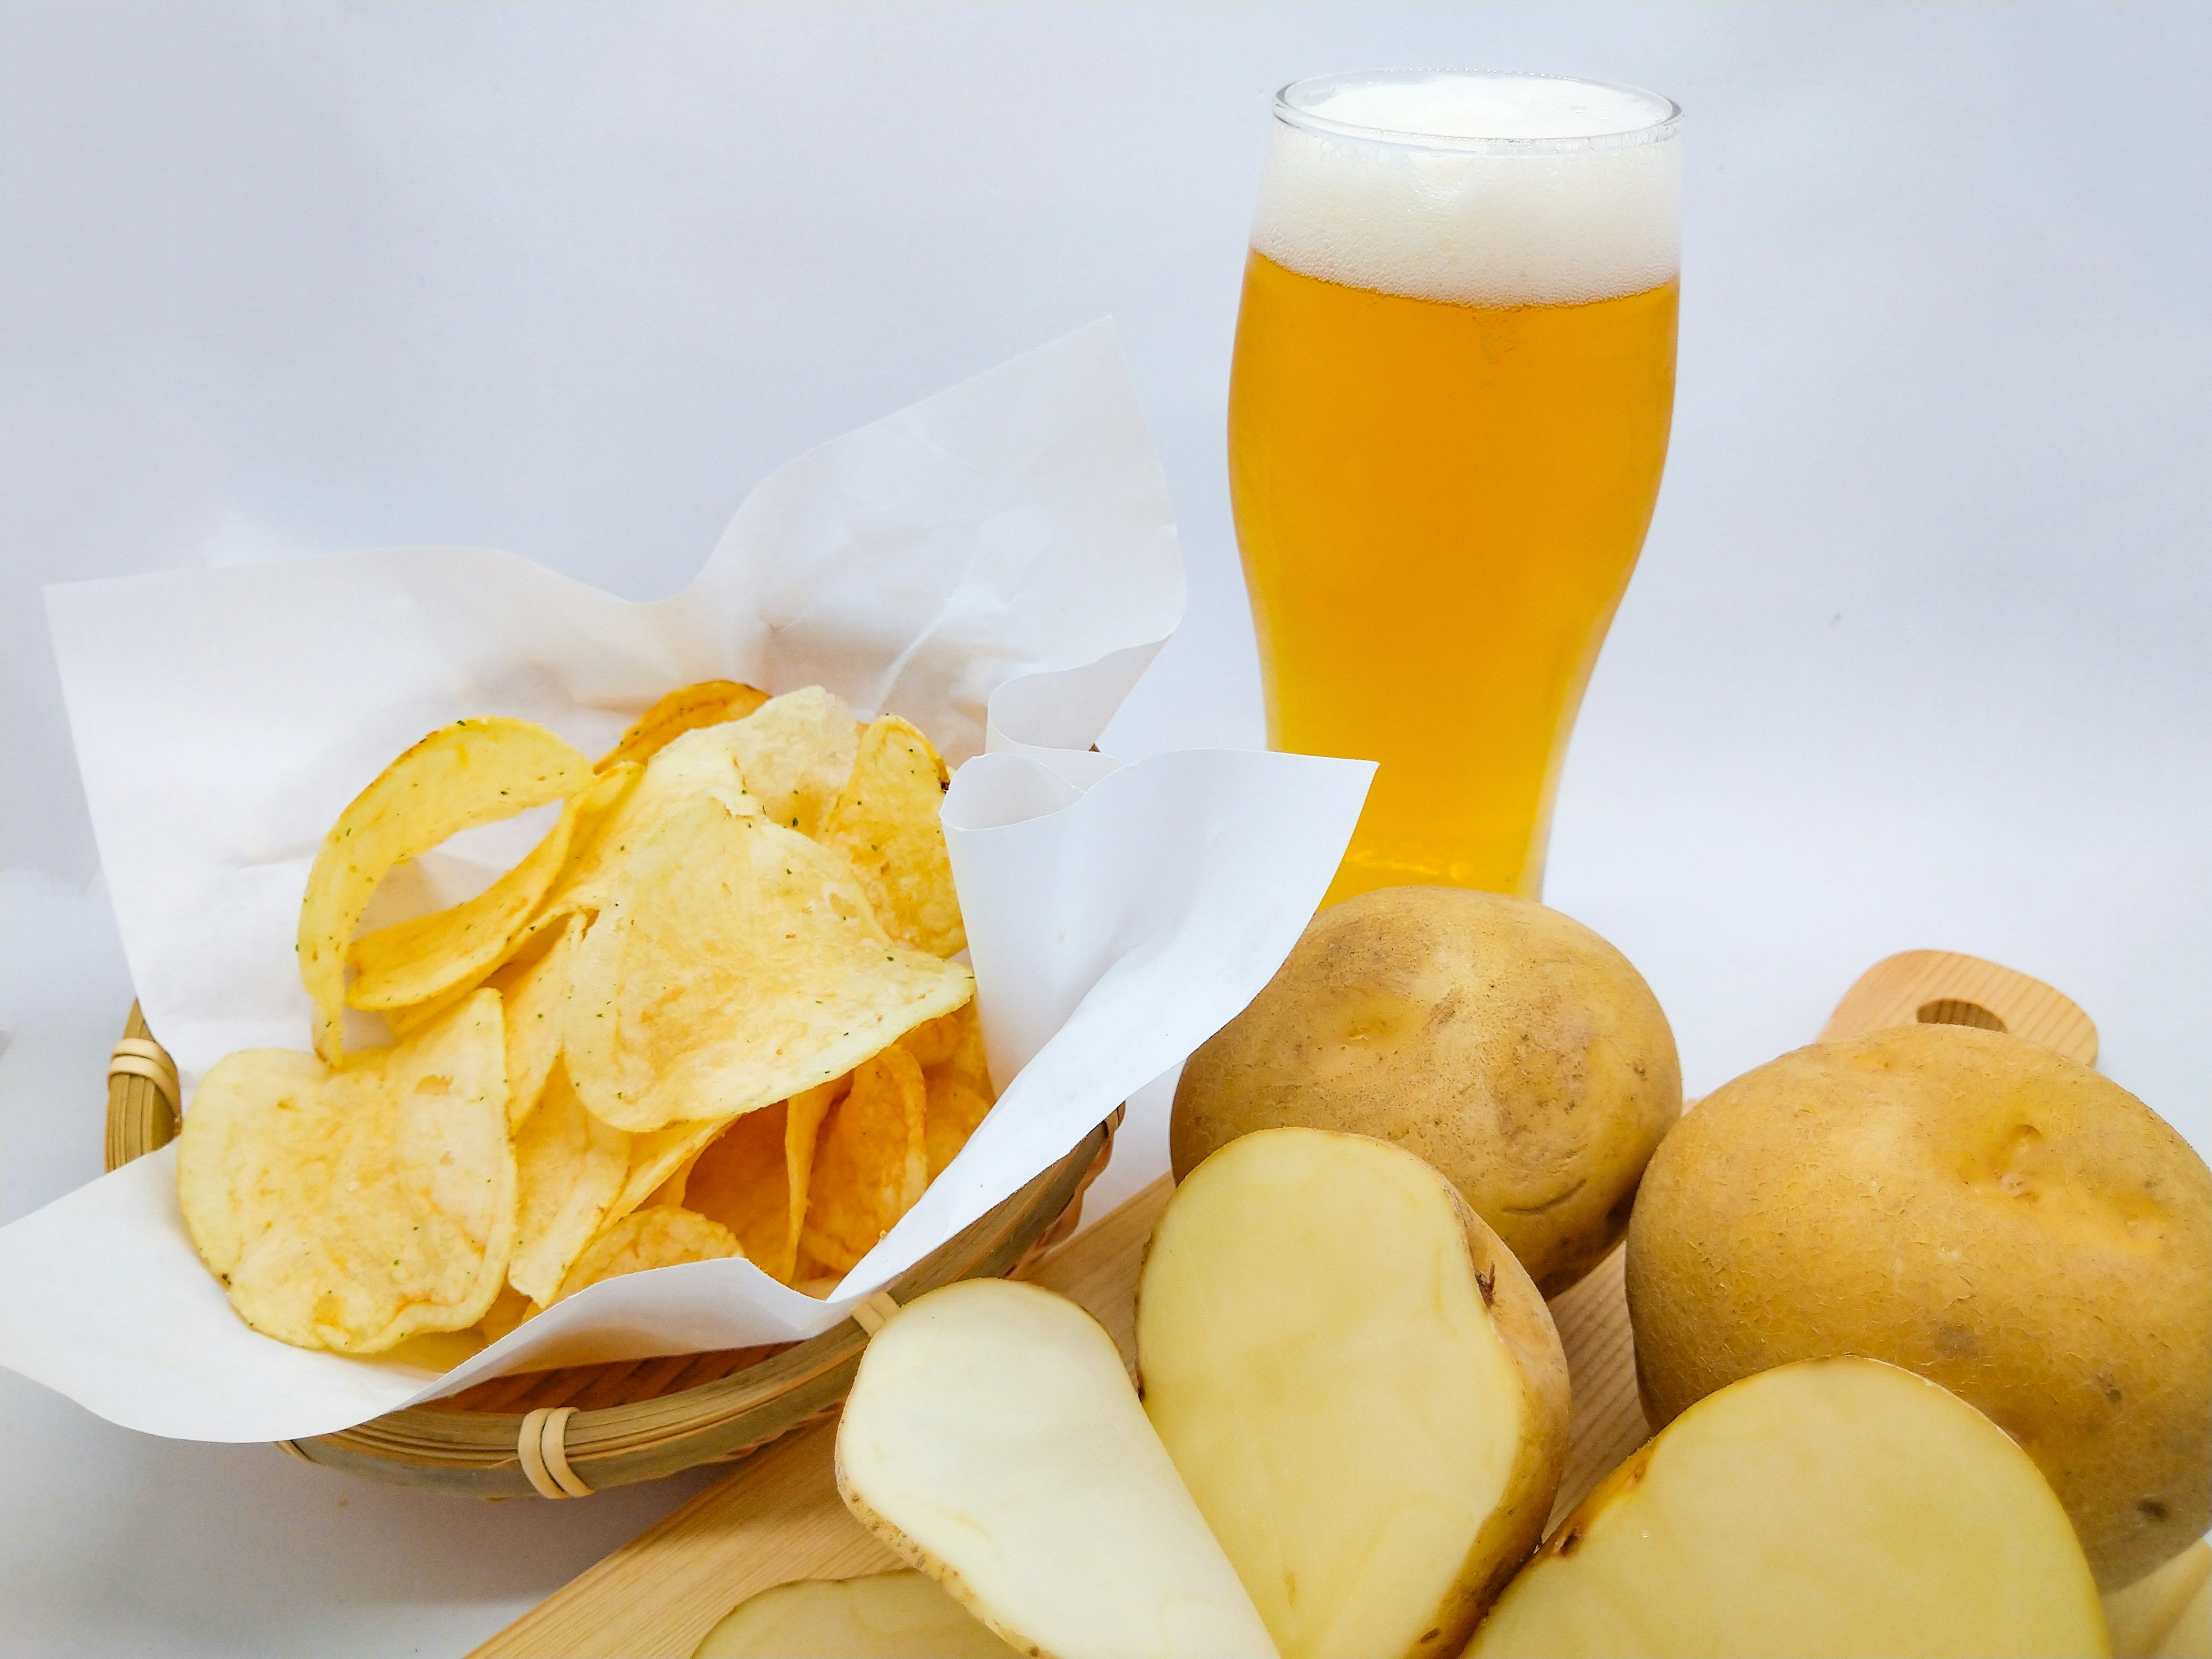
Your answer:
835,1278 -> 1278,1659
693,1571 -> 1013,1658
2105,1542 -> 2211,1659
1138,1128 -> 1569,1659
1467,1357 -> 2109,1658
1627,1025 -> 2211,1589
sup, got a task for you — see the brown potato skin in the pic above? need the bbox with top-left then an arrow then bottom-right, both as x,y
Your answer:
1626,1024 -> 2212,1590
1172,887 -> 1681,1296
1429,1172 -> 1575,1645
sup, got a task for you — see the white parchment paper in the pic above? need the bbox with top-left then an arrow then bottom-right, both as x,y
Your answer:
1,323 -> 1372,1442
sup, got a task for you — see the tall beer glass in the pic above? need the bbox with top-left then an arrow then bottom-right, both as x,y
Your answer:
1230,71 -> 1680,903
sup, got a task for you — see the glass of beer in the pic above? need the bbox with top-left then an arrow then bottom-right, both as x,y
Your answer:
1230,71 -> 1680,903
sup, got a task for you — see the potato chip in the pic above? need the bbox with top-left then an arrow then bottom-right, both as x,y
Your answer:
681,1072 -> 850,1283
563,797 -> 974,1132
782,1074 -> 844,1256
344,796 -> 579,1012
479,761 -> 641,944
177,990 -> 514,1353
597,679 -> 771,773
298,718 -> 593,1062
939,998 -> 991,1090
553,1206 -> 740,1302
611,1111 -> 740,1226
725,685 -> 858,838
799,1044 -> 929,1273
548,725 -> 760,916
381,975 -> 478,1041
486,912 -> 583,1127
919,1001 -> 994,1176
508,1060 -> 632,1304
898,1006 -> 968,1071
924,1071 -> 994,1180
643,1159 -> 693,1211
821,715 -> 965,956
676,1103 -> 790,1274
374,766 -> 634,1040
477,1283 -> 537,1343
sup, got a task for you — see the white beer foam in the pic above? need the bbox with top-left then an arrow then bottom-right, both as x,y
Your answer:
1252,73 -> 1680,308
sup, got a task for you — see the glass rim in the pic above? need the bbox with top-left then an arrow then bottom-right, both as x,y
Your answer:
1275,69 -> 1682,156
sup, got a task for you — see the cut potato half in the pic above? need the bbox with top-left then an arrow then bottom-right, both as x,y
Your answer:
693,1571 -> 1014,1658
2160,1577 -> 2210,1659
1138,1127 -> 1570,1659
1468,1356 -> 2109,1658
835,1278 -> 1278,1659
2105,1541 -> 2211,1659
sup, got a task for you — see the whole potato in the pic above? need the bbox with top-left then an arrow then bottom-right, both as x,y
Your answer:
1172,886 -> 1681,1296
1627,1024 -> 2211,1590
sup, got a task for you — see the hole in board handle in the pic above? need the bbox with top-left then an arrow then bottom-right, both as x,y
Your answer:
1917,998 -> 2007,1033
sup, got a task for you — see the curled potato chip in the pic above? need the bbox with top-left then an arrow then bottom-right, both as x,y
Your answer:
345,798 -> 579,1012
597,679 -> 771,774
726,686 -> 858,838
486,912 -> 583,1128
482,761 -> 644,953
554,1206 -> 740,1302
177,991 -> 514,1353
382,976 -> 476,1041
550,726 -> 760,917
563,797 -> 974,1133
509,1060 -> 631,1304
298,718 -> 593,1062
800,1044 -> 930,1274
375,766 -> 634,1041
821,716 -> 965,956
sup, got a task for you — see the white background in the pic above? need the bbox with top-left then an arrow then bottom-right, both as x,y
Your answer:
4,3 -> 2206,1653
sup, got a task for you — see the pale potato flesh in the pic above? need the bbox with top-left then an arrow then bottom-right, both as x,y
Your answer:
835,1279 -> 1278,1659
2104,1542 -> 2211,1659
1468,1357 -> 2109,1659
2157,1575 -> 2211,1659
1172,887 -> 1680,1296
1627,1024 -> 2211,1589
693,1571 -> 1014,1658
1137,1128 -> 1569,1659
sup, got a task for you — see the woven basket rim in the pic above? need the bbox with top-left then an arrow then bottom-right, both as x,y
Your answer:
105,1002 -> 1114,1497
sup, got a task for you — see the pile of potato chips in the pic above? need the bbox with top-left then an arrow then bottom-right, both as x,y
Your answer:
176,681 -> 994,1355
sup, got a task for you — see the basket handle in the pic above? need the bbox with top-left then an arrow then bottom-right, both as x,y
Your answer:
106,1002 -> 180,1172
1817,950 -> 2097,1063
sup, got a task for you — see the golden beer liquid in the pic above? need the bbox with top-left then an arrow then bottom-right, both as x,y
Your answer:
1229,249 -> 1678,903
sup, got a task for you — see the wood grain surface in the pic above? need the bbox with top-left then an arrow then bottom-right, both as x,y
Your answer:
469,1169 -> 1169,1659
472,952 -> 2155,1659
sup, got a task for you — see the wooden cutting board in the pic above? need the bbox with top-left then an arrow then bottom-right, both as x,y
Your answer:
472,950 -> 2130,1659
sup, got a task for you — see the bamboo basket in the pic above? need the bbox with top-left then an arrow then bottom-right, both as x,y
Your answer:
103,1003 -> 1118,1499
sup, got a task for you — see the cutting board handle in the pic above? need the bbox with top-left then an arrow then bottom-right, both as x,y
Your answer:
1817,949 -> 2098,1067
